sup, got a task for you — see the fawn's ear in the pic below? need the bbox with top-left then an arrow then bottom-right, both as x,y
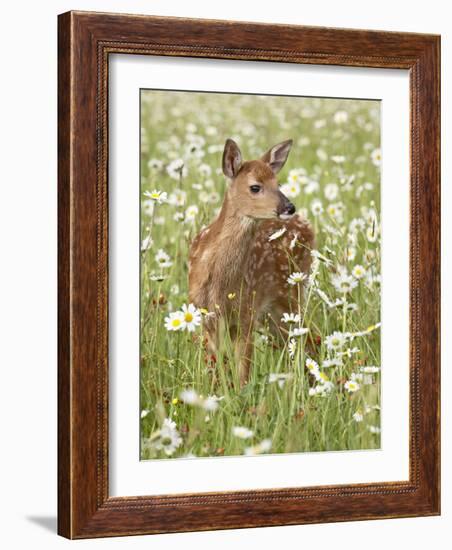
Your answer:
222,139 -> 242,178
261,139 -> 293,174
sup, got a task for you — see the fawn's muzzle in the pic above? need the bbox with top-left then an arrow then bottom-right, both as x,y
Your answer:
277,192 -> 296,219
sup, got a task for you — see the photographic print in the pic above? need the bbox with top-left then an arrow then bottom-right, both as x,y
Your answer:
140,90 -> 382,460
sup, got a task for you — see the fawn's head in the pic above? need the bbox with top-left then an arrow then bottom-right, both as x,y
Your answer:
222,139 -> 296,220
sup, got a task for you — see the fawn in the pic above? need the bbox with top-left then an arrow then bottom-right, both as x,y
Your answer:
188,139 -> 315,386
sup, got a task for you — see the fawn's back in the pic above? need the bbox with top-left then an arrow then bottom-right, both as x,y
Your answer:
245,215 -> 314,322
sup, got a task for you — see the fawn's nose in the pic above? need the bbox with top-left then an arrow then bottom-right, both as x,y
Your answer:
276,191 -> 296,218
286,202 -> 296,215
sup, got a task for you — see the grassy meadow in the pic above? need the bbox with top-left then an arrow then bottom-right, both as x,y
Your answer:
140,90 -> 381,459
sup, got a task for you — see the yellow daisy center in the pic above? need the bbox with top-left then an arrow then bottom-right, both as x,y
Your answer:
184,312 -> 193,322
171,318 -> 181,327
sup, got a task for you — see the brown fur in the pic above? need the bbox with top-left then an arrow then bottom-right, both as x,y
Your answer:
188,140 -> 315,386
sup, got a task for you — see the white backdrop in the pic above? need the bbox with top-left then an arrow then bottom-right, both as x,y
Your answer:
0,1 -> 449,549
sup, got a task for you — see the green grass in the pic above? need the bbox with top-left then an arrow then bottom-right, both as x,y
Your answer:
140,90 -> 381,459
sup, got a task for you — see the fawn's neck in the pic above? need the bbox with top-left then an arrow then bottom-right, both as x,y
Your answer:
210,198 -> 258,286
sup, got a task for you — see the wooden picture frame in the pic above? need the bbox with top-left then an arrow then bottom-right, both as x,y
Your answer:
58,10 -> 440,539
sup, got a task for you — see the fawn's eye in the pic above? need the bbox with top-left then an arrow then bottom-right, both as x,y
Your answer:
250,185 -> 262,194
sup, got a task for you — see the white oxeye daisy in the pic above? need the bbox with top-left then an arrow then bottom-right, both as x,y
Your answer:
368,425 -> 381,434
304,180 -> 319,194
148,418 -> 182,456
311,199 -> 324,216
205,125 -> 217,136
207,144 -> 223,154
311,249 -> 333,266
287,272 -> 307,286
185,204 -> 199,223
353,411 -> 364,422
324,183 -> 339,201
167,158 -> 188,180
173,212 -> 184,222
334,110 -> 348,124
155,249 -> 172,268
322,358 -> 343,368
147,158 -> 163,171
142,199 -> 155,217
344,379 -> 360,393
198,163 -> 212,177
366,224 -> 379,243
298,136 -> 310,147
331,269 -> 358,294
141,410 -> 149,419
331,155 -> 346,164
289,327 -> 309,337
232,426 -> 254,439
143,189 -> 167,204
348,232 -> 358,245
361,205 -> 378,223
346,246 -> 357,262
288,167 -> 307,180
180,389 -> 200,405
186,122 -> 197,133
149,273 -> 167,282
352,265 -> 366,279
268,227 -> 287,241
141,235 -> 153,252
244,439 -> 272,456
288,338 -> 297,359
359,366 -> 381,374
268,372 -> 293,388
185,140 -> 205,159
306,357 -> 320,379
287,173 -> 301,185
325,331 -> 347,351
309,381 -> 334,397
364,249 -> 376,264
281,312 -> 301,324
349,217 -> 366,233
203,395 -> 223,412
365,271 -> 381,288
180,303 -> 202,332
280,181 -> 301,198
314,119 -> 326,129
164,311 -> 184,332
208,192 -> 220,204
371,148 -> 382,167
326,202 -> 344,220
316,148 -> 328,161
199,191 -> 210,203
168,188 -> 187,207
